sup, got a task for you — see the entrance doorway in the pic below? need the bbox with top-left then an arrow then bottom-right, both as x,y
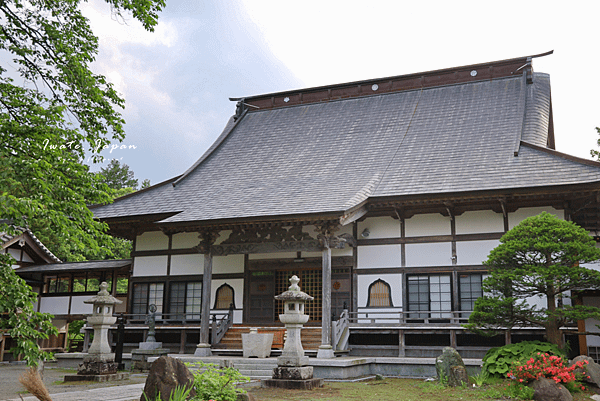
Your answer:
246,259 -> 351,324
276,269 -> 322,322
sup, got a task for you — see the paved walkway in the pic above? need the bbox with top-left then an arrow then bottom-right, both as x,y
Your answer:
0,363 -> 147,401
6,383 -> 145,401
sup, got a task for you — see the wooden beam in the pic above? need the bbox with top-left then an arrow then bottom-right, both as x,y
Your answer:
357,232 -> 504,246
212,239 -> 322,256
340,205 -> 368,226
356,265 -> 489,275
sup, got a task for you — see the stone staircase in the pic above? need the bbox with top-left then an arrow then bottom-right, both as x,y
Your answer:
230,359 -> 278,380
214,326 -> 322,352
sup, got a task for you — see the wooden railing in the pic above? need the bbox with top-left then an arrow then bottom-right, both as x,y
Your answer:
348,309 -> 473,326
211,304 -> 234,345
81,308 -> 235,351
332,309 -> 349,351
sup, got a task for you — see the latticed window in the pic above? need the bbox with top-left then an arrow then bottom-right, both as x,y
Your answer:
214,283 -> 234,309
132,282 -> 164,317
170,281 -> 201,319
459,274 -> 483,311
367,279 -> 392,307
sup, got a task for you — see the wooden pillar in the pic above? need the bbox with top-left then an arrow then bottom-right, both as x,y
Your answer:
316,223 -> 356,359
318,244 -> 334,358
574,297 -> 588,355
398,330 -> 405,357
194,230 -> 219,357
352,222 -> 358,314
82,328 -> 90,352
180,329 -> 186,354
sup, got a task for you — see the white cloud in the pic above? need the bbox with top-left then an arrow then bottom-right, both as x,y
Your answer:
81,1 -> 178,48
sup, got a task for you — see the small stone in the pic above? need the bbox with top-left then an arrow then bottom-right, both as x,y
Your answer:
140,356 -> 195,401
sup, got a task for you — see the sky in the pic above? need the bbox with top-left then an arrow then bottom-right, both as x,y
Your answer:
82,0 -> 600,186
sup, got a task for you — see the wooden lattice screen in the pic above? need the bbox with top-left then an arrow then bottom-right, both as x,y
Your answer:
276,269 -> 322,322
214,284 -> 234,309
368,280 -> 391,307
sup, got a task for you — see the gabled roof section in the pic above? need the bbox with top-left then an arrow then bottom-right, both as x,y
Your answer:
1,226 -> 61,264
91,53 -> 600,227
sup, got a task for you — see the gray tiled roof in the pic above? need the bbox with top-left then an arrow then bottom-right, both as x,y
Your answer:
92,73 -> 600,224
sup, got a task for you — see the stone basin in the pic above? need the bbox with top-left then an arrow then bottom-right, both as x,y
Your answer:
242,331 -> 274,358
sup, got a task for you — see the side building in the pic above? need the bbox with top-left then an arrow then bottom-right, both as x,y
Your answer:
2,226 -> 131,359
78,54 -> 600,358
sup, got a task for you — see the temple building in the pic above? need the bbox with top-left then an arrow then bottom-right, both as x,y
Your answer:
21,53 -> 600,358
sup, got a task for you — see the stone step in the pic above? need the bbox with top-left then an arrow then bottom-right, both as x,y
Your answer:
217,327 -> 322,350
237,369 -> 275,377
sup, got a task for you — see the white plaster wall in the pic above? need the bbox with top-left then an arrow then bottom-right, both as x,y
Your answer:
135,231 -> 169,251
358,217 -> 399,239
456,210 -> 504,234
456,240 -> 501,265
22,252 -> 34,263
7,248 -> 20,260
52,319 -> 68,333
133,255 -> 168,276
357,273 -> 402,308
210,278 -> 244,324
214,230 -> 232,245
508,207 -> 563,230
70,296 -> 93,315
405,242 -> 452,267
357,244 -> 401,268
333,247 -> 353,257
524,294 -> 547,312
172,232 -> 199,249
170,254 -> 203,276
39,296 -> 70,314
584,296 -> 600,346
213,255 -> 244,274
582,260 -> 600,273
405,214 -> 451,237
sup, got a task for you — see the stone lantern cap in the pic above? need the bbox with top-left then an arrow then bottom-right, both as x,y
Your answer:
84,282 -> 123,305
274,275 -> 314,302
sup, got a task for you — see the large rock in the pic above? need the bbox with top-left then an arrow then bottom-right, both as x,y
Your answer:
572,355 -> 600,388
141,356 -> 196,401
529,377 -> 572,401
435,347 -> 468,387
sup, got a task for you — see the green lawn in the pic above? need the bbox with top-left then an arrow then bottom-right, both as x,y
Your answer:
246,377 -> 596,401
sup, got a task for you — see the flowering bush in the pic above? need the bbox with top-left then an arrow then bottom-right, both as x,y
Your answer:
507,352 -> 589,392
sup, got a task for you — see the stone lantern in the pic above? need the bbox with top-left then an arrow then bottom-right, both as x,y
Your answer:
263,275 -> 323,389
77,282 -> 123,376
